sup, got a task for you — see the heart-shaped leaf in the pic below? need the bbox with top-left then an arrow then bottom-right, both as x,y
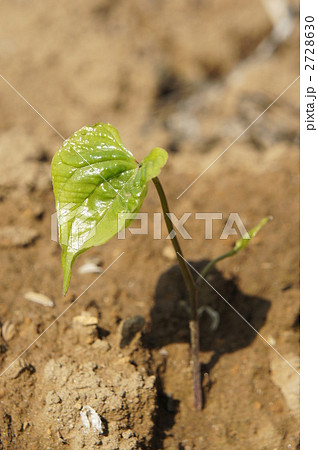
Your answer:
51,123 -> 168,293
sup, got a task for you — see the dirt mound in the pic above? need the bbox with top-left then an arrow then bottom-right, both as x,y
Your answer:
1,324 -> 156,449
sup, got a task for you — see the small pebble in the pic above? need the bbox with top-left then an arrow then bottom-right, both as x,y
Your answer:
24,292 -> 54,308
80,406 -> 103,434
122,429 -> 133,439
73,312 -> 98,345
73,312 -> 98,327
159,348 -> 169,357
78,262 -> 102,274
1,321 -> 16,341
162,245 -> 176,261
119,316 -> 145,348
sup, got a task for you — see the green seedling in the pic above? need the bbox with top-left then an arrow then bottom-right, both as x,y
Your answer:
51,123 -> 270,410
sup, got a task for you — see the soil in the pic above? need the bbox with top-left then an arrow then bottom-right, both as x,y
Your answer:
0,0 -> 299,448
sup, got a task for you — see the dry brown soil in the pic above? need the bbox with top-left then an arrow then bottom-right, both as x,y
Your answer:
0,0 -> 299,448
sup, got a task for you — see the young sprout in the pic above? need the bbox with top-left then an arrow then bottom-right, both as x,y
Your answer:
51,123 -> 270,410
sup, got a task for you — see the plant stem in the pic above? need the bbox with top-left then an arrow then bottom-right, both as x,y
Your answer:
152,177 -> 202,410
198,249 -> 235,284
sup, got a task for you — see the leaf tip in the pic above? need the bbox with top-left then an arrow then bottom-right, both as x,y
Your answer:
62,248 -> 74,295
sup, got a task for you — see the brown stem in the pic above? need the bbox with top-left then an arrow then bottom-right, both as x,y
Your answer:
152,177 -> 202,410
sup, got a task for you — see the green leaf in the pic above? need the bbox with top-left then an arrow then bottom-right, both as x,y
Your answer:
233,216 -> 272,253
51,123 -> 168,294
199,216 -> 272,281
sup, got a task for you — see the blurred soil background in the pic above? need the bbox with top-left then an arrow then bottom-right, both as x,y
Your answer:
0,0 -> 299,448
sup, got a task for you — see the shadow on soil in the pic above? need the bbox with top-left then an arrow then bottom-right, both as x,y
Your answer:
143,260 -> 271,445
144,260 -> 270,353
